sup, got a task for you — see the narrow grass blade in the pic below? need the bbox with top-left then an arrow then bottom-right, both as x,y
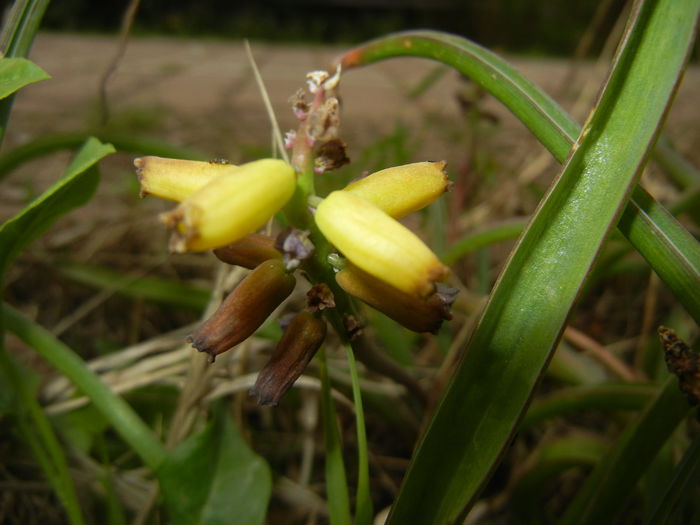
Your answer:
3,303 -> 166,470
443,218 -> 527,265
319,348 -> 352,525
0,351 -> 86,525
520,382 -> 658,430
509,434 -> 608,522
345,344 -> 373,525
618,185 -> 700,325
561,377 -> 691,524
58,262 -> 211,311
644,430 -> 700,524
341,0 -> 698,521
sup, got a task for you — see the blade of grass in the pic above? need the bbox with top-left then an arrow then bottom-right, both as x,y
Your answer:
443,218 -> 528,265
2,303 -> 167,470
644,430 -> 700,524
318,348 -> 352,525
57,262 -> 211,311
0,350 -> 86,525
345,343 -> 373,525
520,382 -> 658,430
340,0 -> 698,521
561,376 -> 691,524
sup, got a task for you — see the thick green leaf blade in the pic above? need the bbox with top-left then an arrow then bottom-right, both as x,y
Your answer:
618,185 -> 700,324
0,137 -> 110,243
0,57 -> 49,99
0,137 -> 114,279
158,407 -> 272,525
339,0 -> 698,522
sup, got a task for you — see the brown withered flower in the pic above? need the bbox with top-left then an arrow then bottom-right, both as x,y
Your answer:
251,312 -> 327,406
189,259 -> 295,361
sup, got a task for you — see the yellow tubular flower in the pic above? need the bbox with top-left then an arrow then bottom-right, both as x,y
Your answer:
343,161 -> 449,219
134,156 -> 238,202
315,191 -> 449,298
160,159 -> 296,252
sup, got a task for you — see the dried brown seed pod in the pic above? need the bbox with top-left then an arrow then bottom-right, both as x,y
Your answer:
189,259 -> 296,360
213,234 -> 281,269
251,312 -> 327,406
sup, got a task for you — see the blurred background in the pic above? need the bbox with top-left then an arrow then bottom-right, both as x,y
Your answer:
42,0 -> 627,56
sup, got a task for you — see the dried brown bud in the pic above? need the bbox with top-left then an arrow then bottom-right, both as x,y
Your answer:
213,234 -> 281,269
306,283 -> 335,312
189,259 -> 296,360
251,312 -> 327,406
336,263 -> 455,333
658,326 -> 700,406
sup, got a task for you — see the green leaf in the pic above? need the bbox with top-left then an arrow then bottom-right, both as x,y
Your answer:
0,137 -> 115,279
0,351 -> 86,525
158,407 -> 272,525
318,348 -> 352,525
57,262 -> 211,311
645,430 -> 700,524
2,303 -> 166,469
0,57 -> 49,99
340,0 -> 699,521
520,382 -> 658,430
562,377 -> 691,524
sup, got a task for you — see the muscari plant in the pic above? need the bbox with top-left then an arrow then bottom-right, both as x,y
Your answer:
1,0 -> 700,523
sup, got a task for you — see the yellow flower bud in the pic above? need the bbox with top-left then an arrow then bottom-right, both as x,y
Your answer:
343,161 -> 449,219
133,156 -> 238,202
315,191 -> 449,297
160,159 -> 296,252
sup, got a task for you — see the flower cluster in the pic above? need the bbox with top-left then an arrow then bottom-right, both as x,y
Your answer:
133,68 -> 457,405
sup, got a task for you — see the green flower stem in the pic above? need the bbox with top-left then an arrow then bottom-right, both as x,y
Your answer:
318,347 -> 352,525
345,344 -> 373,525
2,303 -> 167,470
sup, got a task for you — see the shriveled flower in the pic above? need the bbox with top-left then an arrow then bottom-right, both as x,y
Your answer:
336,263 -> 453,333
250,311 -> 327,406
159,158 -> 295,252
315,190 -> 449,298
344,161 -> 450,219
189,259 -> 296,361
